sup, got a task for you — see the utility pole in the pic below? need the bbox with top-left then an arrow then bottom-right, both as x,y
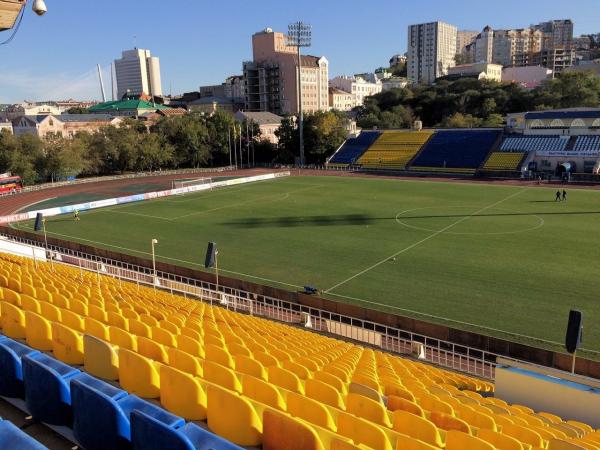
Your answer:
287,22 -> 312,167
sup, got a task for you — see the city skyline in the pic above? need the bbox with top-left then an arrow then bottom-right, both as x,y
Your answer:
0,0 -> 598,103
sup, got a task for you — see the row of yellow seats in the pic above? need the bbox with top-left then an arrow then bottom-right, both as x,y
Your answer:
483,152 -> 525,171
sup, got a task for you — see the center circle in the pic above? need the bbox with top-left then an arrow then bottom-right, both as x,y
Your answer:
394,206 -> 544,235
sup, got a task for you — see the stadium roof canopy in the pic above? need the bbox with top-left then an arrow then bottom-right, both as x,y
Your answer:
525,109 -> 600,120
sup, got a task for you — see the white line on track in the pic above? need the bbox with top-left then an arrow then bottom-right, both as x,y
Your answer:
325,187 -> 529,293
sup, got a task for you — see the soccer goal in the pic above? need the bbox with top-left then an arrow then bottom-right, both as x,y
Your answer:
171,177 -> 213,193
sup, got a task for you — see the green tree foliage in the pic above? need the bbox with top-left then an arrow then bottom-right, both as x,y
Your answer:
303,111 -> 348,164
355,72 -> 600,129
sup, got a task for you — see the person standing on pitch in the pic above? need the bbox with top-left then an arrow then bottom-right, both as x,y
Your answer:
74,209 -> 80,221
555,190 -> 561,202
562,189 -> 567,201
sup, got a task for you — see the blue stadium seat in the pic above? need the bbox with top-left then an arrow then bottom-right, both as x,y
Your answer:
329,131 -> 381,164
131,410 -> 244,450
22,352 -> 82,426
71,377 -> 184,450
574,135 -> 600,152
0,336 -> 40,398
411,130 -> 501,170
500,135 -> 568,152
0,418 -> 50,450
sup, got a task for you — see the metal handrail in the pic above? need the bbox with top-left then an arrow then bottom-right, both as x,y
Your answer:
1,231 -> 500,380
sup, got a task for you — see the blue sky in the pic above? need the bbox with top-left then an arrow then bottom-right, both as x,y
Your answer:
0,0 -> 597,103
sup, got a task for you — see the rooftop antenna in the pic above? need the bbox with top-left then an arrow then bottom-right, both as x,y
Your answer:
133,34 -> 137,49
97,64 -> 107,102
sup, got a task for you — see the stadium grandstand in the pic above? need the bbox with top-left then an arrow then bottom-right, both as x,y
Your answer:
356,131 -> 433,170
0,247 -> 599,449
326,108 -> 600,179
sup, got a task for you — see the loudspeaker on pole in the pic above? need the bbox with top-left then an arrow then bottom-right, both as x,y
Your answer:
204,242 -> 217,268
565,309 -> 583,354
34,213 -> 43,232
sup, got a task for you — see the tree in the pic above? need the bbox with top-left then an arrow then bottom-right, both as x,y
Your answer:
390,62 -> 407,77
134,133 -> 173,171
274,117 -> 298,164
154,114 -> 211,168
65,107 -> 89,114
303,111 -> 348,164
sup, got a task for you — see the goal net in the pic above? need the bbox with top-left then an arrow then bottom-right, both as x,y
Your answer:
171,177 -> 213,194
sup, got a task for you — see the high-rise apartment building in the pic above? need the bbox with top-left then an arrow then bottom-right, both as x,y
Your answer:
492,28 -> 543,67
243,28 -> 329,115
534,19 -> 574,50
407,21 -> 457,84
456,30 -> 478,57
114,49 -> 162,99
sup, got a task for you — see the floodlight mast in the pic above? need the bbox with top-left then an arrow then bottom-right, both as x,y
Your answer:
287,22 -> 312,167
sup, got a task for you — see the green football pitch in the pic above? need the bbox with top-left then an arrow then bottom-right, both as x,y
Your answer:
15,175 -> 600,356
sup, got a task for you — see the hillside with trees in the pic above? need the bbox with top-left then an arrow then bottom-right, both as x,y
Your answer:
354,71 -> 600,129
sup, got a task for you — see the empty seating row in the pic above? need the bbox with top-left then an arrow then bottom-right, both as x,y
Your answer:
328,131 -> 382,165
0,252 -> 598,450
411,130 -> 502,173
0,334 -> 243,450
500,136 -> 569,152
358,131 -> 433,170
482,152 -> 527,171
573,136 -> 600,152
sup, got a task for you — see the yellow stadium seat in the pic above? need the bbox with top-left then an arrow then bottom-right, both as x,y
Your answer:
158,319 -> 179,334
151,326 -> 177,348
478,428 -> 524,450
205,344 -> 235,369
109,326 -> 137,351
395,434 -> 441,450
241,374 -> 286,411
0,301 -> 26,338
20,295 -> 41,313
1,289 -> 21,306
88,305 -> 108,322
138,336 -> 169,364
446,430 -> 495,450
314,371 -> 347,394
60,309 -> 85,332
70,299 -> 88,316
24,311 -> 53,351
159,365 -> 207,420
287,392 -> 336,431
84,317 -> 110,340
429,411 -> 471,434
262,409 -> 324,450
20,283 -> 36,298
204,360 -> 242,392
392,410 -> 444,448
283,361 -> 312,380
229,343 -> 252,357
206,384 -> 263,447
180,327 -> 203,341
128,319 -> 152,338
502,423 -> 545,449
254,351 -> 280,368
235,355 -> 267,380
52,293 -> 70,309
40,301 -> 62,322
118,348 -> 161,398
337,412 -> 393,450
269,366 -> 304,394
167,347 -> 203,377
122,308 -> 140,321
305,379 -> 346,410
176,334 -> 205,358
456,404 -> 498,431
83,334 -> 119,381
51,322 -> 84,365
107,311 -> 128,330
346,393 -> 391,427
388,396 -> 425,417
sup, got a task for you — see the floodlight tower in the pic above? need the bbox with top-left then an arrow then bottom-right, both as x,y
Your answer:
287,21 -> 312,167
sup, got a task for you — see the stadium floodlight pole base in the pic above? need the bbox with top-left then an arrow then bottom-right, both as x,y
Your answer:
571,351 -> 577,374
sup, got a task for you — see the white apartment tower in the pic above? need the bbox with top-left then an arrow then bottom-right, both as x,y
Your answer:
408,21 -> 457,84
114,48 -> 163,99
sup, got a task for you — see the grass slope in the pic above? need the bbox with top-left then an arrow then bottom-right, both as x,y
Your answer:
18,176 -> 600,356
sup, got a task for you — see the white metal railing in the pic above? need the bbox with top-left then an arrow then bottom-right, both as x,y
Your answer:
1,231 -> 502,380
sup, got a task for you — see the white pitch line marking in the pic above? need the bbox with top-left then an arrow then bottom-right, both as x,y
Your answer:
325,188 -> 528,293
